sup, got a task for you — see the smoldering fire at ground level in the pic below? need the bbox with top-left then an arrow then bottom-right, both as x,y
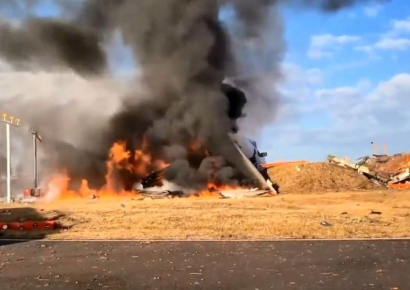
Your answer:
43,136 -> 276,201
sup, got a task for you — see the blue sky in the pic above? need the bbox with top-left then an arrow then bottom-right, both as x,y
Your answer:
1,0 -> 410,163
258,0 -> 410,162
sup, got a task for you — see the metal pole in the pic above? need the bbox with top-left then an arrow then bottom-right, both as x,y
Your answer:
33,133 -> 37,188
6,123 -> 11,204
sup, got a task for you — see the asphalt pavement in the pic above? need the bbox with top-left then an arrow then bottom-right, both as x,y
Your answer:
0,240 -> 409,289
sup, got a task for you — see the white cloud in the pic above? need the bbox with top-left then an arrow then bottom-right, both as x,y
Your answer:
316,86 -> 360,99
392,16 -> 410,34
305,74 -> 409,127
326,74 -> 410,136
356,37 -> 410,57
307,34 -> 361,59
281,63 -> 323,86
307,49 -> 332,60
262,67 -> 410,160
354,45 -> 373,53
354,45 -> 381,60
374,38 -> 410,50
310,34 -> 361,47
363,4 -> 383,18
355,16 -> 410,57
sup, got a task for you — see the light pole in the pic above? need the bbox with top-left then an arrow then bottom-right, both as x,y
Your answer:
28,128 -> 42,189
1,113 -> 20,203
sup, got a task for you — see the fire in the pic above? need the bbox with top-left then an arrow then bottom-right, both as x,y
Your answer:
44,140 -> 170,201
106,141 -> 167,177
43,138 -> 248,202
188,139 -> 203,152
45,171 -> 138,202
191,182 -> 243,199
109,142 -> 131,165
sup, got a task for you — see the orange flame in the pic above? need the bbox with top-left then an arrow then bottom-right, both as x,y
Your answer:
44,139 -> 248,202
44,140 -> 171,201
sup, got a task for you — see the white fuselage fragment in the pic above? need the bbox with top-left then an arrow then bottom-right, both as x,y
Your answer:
228,132 -> 267,171
228,132 -> 275,192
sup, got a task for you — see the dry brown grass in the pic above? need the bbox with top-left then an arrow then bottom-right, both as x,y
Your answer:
2,189 -> 410,240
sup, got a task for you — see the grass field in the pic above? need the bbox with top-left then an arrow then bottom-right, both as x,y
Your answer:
1,189 -> 410,240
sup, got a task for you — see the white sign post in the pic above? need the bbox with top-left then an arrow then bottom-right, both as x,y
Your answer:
6,123 -> 10,203
1,113 -> 20,204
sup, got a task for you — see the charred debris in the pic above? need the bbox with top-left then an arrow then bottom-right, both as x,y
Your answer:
328,153 -> 410,189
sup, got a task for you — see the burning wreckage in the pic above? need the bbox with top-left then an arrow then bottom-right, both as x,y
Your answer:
30,83 -> 278,201
136,83 -> 278,199
328,153 -> 410,189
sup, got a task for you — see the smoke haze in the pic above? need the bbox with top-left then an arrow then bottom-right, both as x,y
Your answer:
0,0 -> 388,193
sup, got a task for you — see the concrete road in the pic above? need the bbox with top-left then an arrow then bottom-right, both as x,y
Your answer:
0,240 -> 408,289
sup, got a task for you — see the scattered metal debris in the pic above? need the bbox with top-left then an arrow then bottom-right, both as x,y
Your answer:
320,220 -> 332,227
327,153 -> 410,188
136,190 -> 185,199
135,188 -> 275,199
320,213 -> 333,227
140,169 -> 165,189
218,189 -> 276,198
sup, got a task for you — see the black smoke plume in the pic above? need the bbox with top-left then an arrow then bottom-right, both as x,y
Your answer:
0,0 -> 388,192
0,17 -> 106,74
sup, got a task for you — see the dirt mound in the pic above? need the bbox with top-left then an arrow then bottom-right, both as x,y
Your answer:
268,162 -> 380,193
